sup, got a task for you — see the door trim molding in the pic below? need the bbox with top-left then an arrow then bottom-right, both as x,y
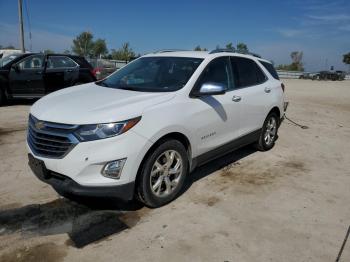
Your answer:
191,128 -> 261,169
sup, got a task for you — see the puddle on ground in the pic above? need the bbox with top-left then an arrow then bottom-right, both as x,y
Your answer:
0,242 -> 67,262
0,198 -> 150,248
218,159 -> 307,187
190,159 -> 309,204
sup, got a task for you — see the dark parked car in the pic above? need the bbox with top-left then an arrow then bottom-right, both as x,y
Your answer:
299,72 -> 318,80
313,70 -> 346,81
0,53 -> 96,105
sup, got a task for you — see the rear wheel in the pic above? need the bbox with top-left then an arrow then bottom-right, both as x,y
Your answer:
256,113 -> 279,151
137,140 -> 188,208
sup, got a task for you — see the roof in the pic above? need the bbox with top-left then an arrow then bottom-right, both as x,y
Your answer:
143,50 -> 271,63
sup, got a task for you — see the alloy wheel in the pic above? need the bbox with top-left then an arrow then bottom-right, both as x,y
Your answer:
150,150 -> 183,197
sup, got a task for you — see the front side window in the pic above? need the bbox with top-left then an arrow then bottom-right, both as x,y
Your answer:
195,57 -> 232,90
0,54 -> 21,67
47,56 -> 78,69
17,55 -> 44,70
98,57 -> 203,92
231,57 -> 267,88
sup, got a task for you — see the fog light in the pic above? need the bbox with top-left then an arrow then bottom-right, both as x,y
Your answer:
102,158 -> 126,179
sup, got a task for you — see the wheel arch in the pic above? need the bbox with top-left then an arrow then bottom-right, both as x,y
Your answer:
268,106 -> 281,118
134,132 -> 192,193
267,106 -> 281,126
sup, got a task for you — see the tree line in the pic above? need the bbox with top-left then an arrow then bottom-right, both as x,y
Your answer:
194,42 -> 249,53
2,32 -> 350,72
70,31 -> 136,61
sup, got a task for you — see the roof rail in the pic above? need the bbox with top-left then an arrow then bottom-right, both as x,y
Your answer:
209,48 -> 235,54
154,49 -> 188,53
209,48 -> 261,58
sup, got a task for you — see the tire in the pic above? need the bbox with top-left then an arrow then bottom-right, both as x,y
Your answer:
0,89 -> 5,106
137,139 -> 189,208
255,113 -> 279,151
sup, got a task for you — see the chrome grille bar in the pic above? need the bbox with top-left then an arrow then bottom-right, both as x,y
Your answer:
27,114 -> 79,158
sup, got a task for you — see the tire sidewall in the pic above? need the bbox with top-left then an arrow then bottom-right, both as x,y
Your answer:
0,89 -> 4,106
260,113 -> 279,150
138,140 -> 189,208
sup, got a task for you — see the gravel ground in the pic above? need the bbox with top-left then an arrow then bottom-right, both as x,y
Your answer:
0,79 -> 349,262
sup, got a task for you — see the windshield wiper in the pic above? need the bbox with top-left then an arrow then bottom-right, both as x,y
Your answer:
117,85 -> 140,91
96,81 -> 110,87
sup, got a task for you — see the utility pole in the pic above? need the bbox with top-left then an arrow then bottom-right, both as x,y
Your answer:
18,0 -> 25,53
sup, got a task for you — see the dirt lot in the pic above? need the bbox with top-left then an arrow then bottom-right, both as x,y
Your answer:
0,79 -> 349,262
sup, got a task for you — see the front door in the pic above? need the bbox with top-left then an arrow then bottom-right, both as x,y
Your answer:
9,54 -> 45,97
188,56 -> 241,157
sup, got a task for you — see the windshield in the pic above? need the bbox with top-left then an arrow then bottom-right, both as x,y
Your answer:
0,54 -> 21,67
97,57 -> 203,92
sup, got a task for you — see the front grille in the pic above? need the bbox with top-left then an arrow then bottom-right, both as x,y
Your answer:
27,115 -> 79,158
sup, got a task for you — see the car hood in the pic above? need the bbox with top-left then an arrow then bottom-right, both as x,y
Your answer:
31,83 -> 176,124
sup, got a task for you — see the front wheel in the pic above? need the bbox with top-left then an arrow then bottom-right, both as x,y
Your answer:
0,89 -> 6,106
137,140 -> 188,208
255,113 -> 279,151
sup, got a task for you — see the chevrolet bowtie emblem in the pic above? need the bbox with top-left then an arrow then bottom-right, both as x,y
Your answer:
35,121 -> 45,130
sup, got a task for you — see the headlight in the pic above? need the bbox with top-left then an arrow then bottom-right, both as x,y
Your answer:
74,116 -> 141,141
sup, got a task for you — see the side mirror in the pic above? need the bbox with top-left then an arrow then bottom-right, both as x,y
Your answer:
193,82 -> 227,97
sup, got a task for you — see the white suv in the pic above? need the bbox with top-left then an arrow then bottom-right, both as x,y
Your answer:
27,49 -> 287,207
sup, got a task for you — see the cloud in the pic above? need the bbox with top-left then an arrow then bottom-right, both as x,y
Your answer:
339,24 -> 350,31
0,22 -> 73,52
276,29 -> 305,38
302,1 -> 344,12
307,14 -> 350,22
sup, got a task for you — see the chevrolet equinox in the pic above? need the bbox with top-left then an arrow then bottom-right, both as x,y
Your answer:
27,49 -> 287,207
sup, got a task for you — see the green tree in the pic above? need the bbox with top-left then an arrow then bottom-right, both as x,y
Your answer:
1,45 -> 16,49
236,42 -> 249,53
343,52 -> 350,71
93,39 -> 108,58
194,45 -> 202,51
226,43 -> 234,50
276,51 -> 304,71
43,49 -> 54,54
111,42 -> 135,61
194,45 -> 207,51
290,51 -> 303,71
72,31 -> 94,57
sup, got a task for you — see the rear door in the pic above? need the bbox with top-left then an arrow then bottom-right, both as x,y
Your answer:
9,54 -> 45,96
44,55 -> 79,93
229,56 -> 270,136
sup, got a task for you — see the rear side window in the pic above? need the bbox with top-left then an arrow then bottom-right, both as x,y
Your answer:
47,56 -> 78,69
230,57 -> 266,88
72,57 -> 93,69
260,61 -> 279,80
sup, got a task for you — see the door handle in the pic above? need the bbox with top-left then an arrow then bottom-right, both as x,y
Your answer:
232,95 -> 241,102
264,87 -> 271,93
36,71 -> 42,75
66,69 -> 73,73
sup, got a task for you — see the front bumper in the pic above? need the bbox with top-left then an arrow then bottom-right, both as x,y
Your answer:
27,129 -> 153,191
30,163 -> 135,200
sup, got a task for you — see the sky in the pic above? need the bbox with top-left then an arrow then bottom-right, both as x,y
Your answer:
0,0 -> 350,71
